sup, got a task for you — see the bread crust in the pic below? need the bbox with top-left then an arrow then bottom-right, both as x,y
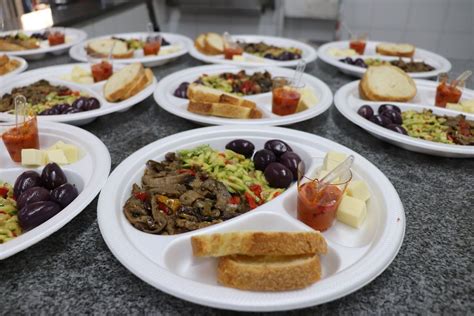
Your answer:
217,254 -> 321,291
104,63 -> 144,102
187,101 -> 253,119
359,65 -> 416,102
376,43 -> 415,58
203,33 -> 224,55
191,231 -> 327,257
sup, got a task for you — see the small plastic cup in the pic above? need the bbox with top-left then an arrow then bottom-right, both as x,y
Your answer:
296,159 -> 352,232
144,34 -> 162,56
272,76 -> 305,116
1,117 -> 40,163
349,34 -> 367,55
47,27 -> 65,46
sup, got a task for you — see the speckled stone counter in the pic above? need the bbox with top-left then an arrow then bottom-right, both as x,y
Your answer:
1,53 -> 473,315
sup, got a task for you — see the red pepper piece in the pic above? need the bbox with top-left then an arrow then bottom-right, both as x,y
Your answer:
133,191 -> 149,202
245,192 -> 258,209
0,187 -> 8,198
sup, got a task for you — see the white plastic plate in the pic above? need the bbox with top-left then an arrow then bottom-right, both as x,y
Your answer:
0,121 -> 111,259
154,64 -> 332,126
189,34 -> 317,68
334,80 -> 474,157
318,40 -> 451,79
0,28 -> 87,60
97,125 -> 405,311
0,56 -> 28,80
0,64 -> 157,126
69,32 -> 192,67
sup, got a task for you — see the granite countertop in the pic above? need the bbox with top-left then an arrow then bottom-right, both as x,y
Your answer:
1,53 -> 473,315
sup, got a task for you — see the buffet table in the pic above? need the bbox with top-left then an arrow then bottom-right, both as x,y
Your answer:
1,53 -> 472,314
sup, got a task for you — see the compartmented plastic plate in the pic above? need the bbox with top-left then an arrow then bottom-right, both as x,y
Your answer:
69,32 -> 193,67
0,28 -> 87,60
97,126 -> 405,311
334,79 -> 474,157
0,121 -> 111,259
318,40 -> 451,79
154,64 -> 332,126
189,34 -> 317,68
0,64 -> 157,125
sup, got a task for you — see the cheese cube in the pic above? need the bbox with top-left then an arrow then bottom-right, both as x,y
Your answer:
296,87 -> 319,112
336,195 -> 367,228
61,144 -> 79,163
46,149 -> 68,165
346,180 -> 371,202
21,149 -> 46,166
323,151 -> 347,171
460,99 -> 474,107
48,140 -> 66,151
446,103 -> 464,112
232,55 -> 245,62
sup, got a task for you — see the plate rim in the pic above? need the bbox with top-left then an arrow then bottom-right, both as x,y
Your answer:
97,125 -> 405,311
0,121 -> 111,259
334,79 -> 474,157
189,34 -> 318,68
317,40 -> 452,79
153,64 -> 333,126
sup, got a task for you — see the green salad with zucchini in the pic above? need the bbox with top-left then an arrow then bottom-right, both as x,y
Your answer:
0,183 -> 21,244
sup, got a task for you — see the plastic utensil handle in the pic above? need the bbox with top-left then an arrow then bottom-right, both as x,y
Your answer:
292,60 -> 306,87
452,70 -> 472,87
319,155 -> 354,187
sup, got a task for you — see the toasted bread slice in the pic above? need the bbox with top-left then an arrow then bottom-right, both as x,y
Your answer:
191,231 -> 327,257
188,84 -> 257,108
204,33 -> 224,55
104,63 -> 144,102
0,40 -> 26,51
188,101 -> 254,119
376,43 -> 415,58
217,254 -> 321,291
249,108 -> 263,119
359,65 -> 416,102
86,38 -> 134,59
194,33 -> 207,54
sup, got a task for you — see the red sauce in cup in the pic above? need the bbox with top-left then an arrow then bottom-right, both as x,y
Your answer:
297,182 -> 343,231
224,46 -> 243,60
2,118 -> 39,163
435,81 -> 462,107
48,32 -> 65,46
349,40 -> 366,55
272,87 -> 301,116
91,61 -> 113,82
143,41 -> 161,56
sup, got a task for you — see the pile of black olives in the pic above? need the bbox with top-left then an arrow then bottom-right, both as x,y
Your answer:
39,97 -> 100,116
13,163 -> 79,231
225,139 -> 303,189
339,57 -> 368,68
264,51 -> 301,61
358,104 -> 408,135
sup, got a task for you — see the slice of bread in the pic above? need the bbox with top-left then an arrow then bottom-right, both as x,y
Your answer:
194,34 -> 207,54
188,101 -> 253,119
192,231 -> 327,257
376,43 -> 415,58
123,68 -> 154,100
188,84 -> 257,108
217,254 -> 321,291
104,63 -> 144,102
359,65 -> 417,102
86,38 -> 134,59
204,33 -> 224,55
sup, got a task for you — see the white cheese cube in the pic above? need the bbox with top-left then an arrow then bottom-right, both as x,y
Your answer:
46,149 -> 68,165
323,151 -> 347,171
460,99 -> 474,107
346,180 -> 371,202
446,103 -> 464,112
232,55 -> 245,62
337,195 -> 367,228
61,144 -> 79,163
21,149 -> 46,166
296,87 -> 319,112
48,140 -> 66,151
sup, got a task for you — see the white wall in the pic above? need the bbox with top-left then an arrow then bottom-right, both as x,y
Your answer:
340,0 -> 474,60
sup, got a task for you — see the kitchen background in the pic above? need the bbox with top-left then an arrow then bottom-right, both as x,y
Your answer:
1,0 -> 473,60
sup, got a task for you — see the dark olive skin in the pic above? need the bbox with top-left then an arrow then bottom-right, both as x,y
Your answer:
264,140 -> 293,157
253,149 -> 277,171
50,183 -> 79,208
279,152 -> 303,181
16,187 -> 51,210
225,139 -> 255,158
41,163 -> 68,190
18,201 -> 62,231
13,171 -> 42,198
264,162 -> 293,189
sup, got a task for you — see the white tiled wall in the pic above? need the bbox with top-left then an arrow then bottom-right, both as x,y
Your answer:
340,0 -> 474,60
